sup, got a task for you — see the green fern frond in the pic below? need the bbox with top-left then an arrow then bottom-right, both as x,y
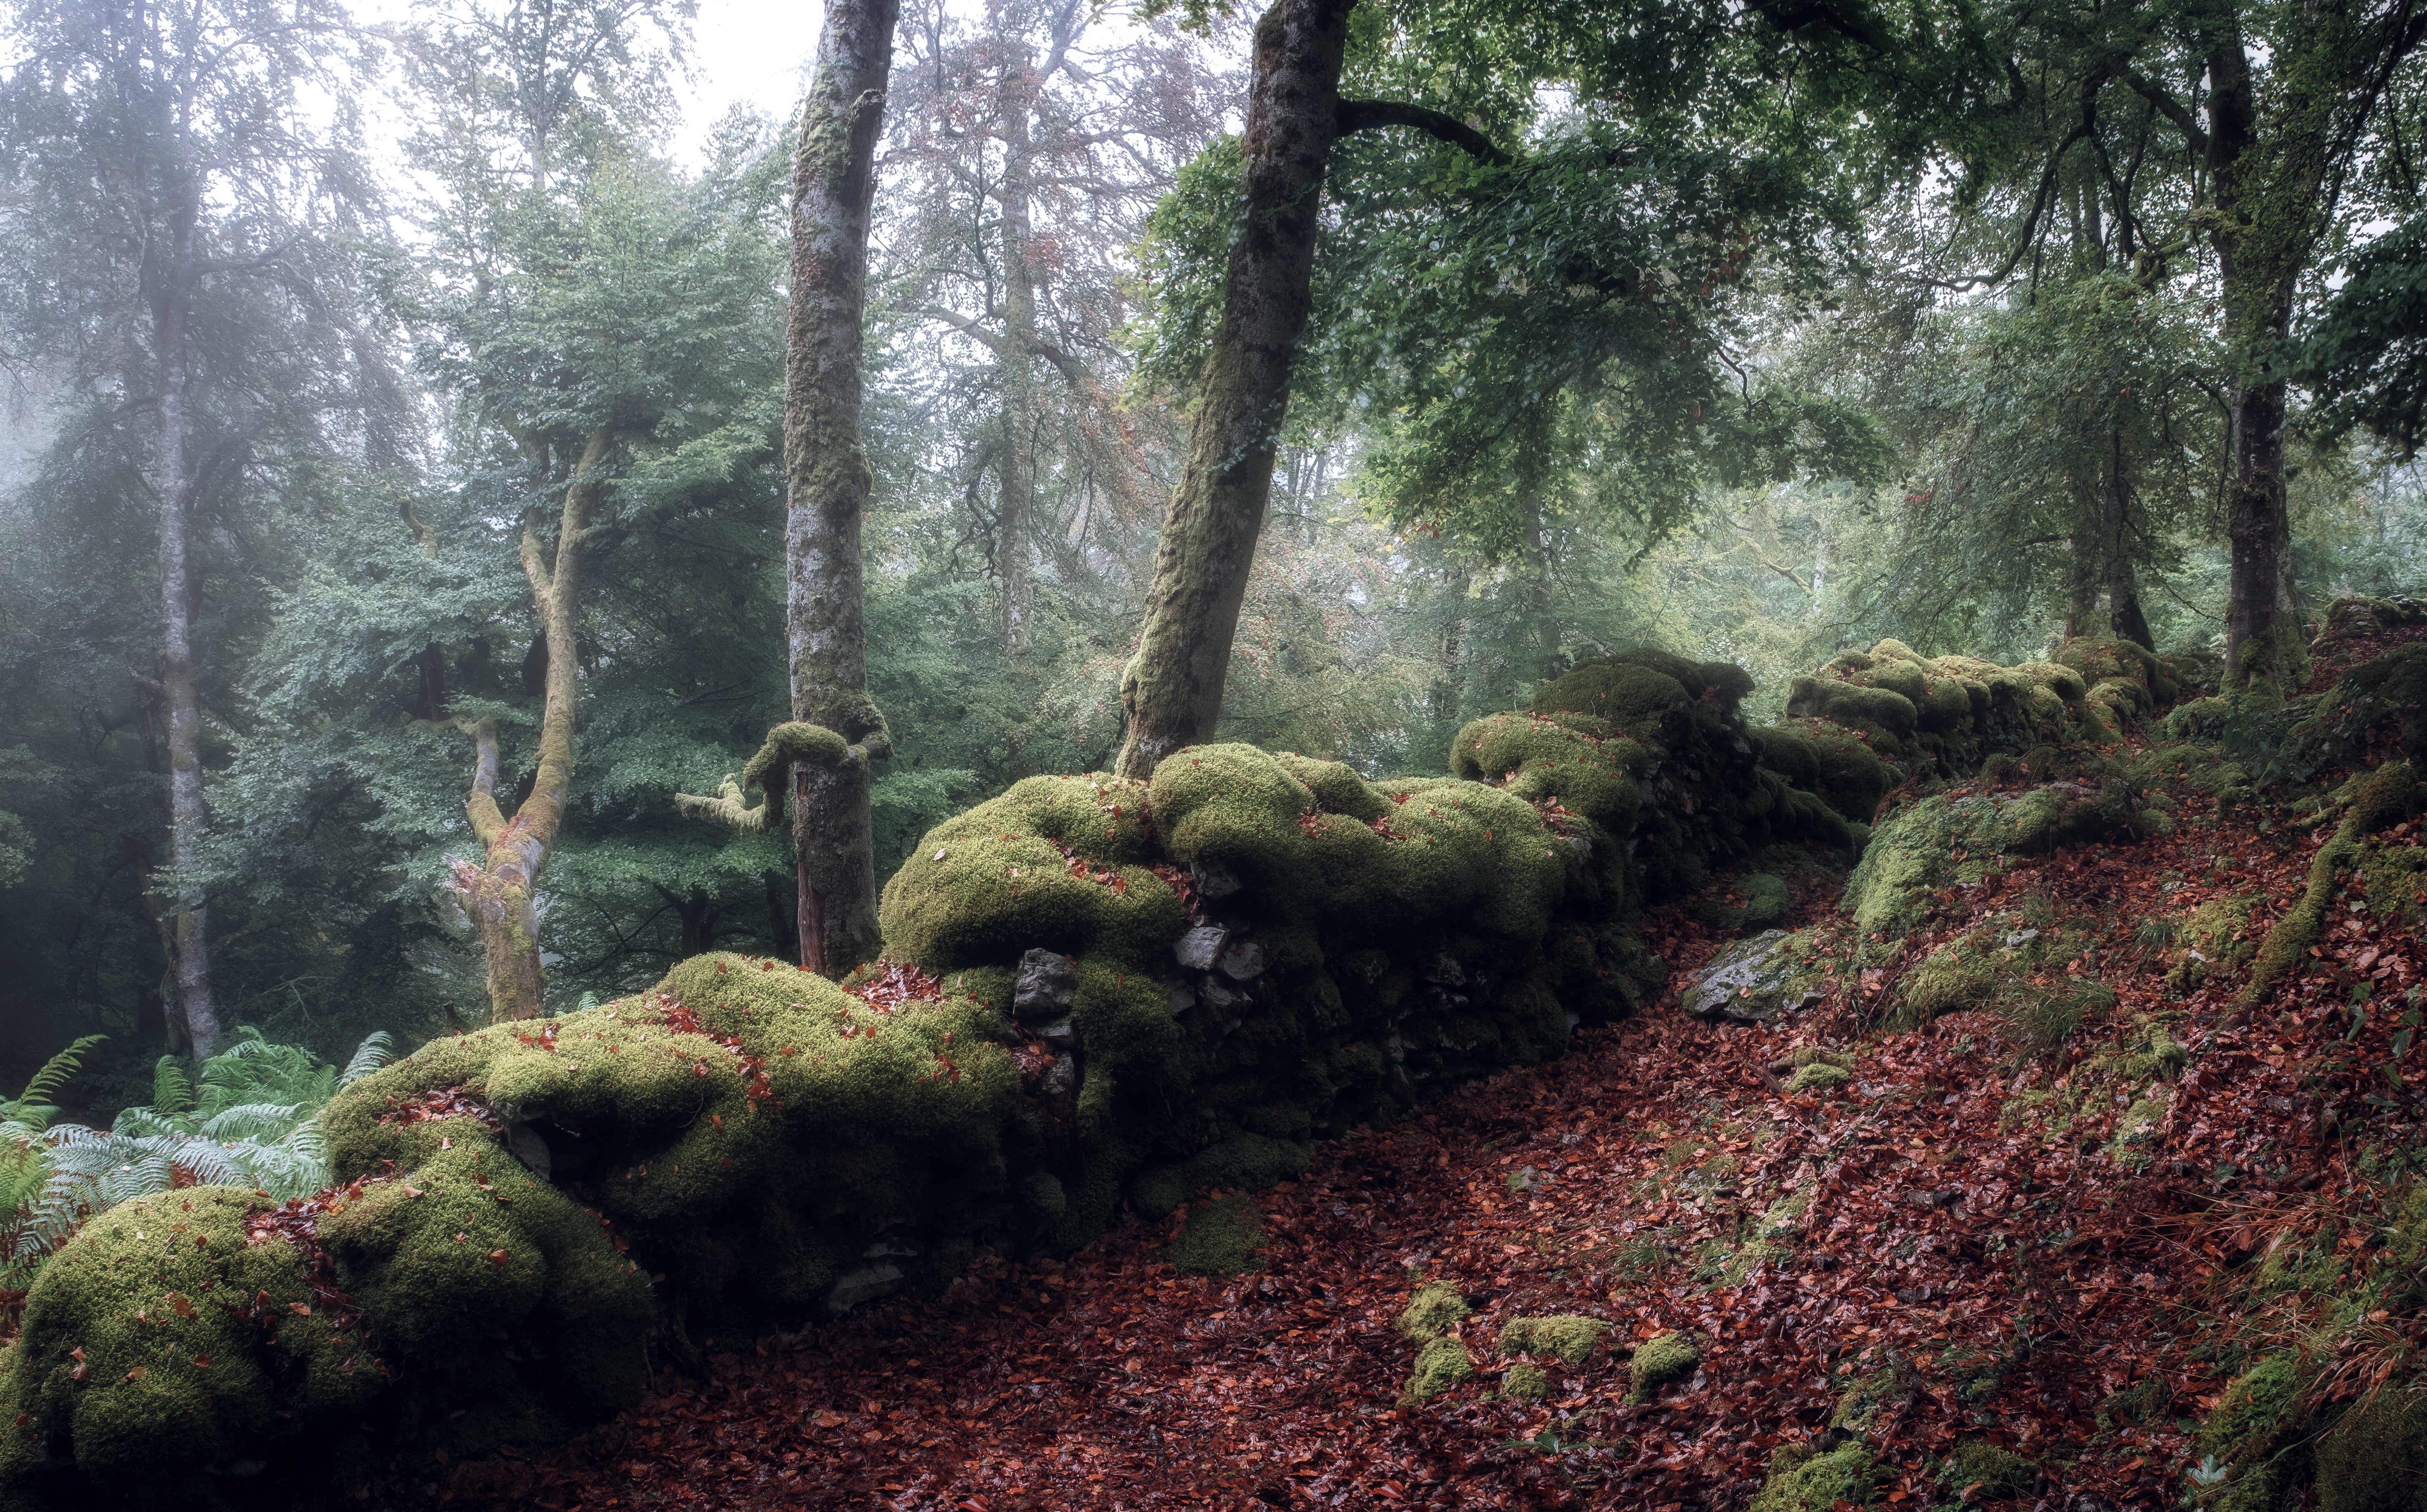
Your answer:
338,1031 -> 395,1086
151,1056 -> 194,1118
11,1034 -> 104,1116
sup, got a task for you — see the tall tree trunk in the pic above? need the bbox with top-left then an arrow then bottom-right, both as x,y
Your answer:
785,0 -> 900,977
1114,0 -> 1357,779
154,193 -> 219,1061
2205,14 -> 2305,693
452,428 -> 610,1021
996,44 -> 1041,661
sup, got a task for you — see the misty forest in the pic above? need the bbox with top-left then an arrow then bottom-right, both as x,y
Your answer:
8,0 -> 2427,1507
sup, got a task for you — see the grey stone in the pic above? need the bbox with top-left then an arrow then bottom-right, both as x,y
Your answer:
1166,981 -> 1196,1015
1039,1054 -> 1077,1099
827,1262 -> 905,1313
1686,930 -> 1827,1022
1190,860 -> 1242,899
1036,1017 -> 1076,1046
1216,938 -> 1266,981
1200,977 -> 1247,1011
1013,948 -> 1079,1019
1174,925 -> 1229,972
1421,953 -> 1466,987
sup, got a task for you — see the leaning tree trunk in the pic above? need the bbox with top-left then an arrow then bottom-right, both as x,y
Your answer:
784,0 -> 901,976
451,428 -> 610,1022
1113,0 -> 1358,779
153,193 -> 220,1061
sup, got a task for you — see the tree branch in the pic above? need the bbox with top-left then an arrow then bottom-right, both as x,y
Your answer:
1334,100 -> 1512,167
2121,70 -> 2207,158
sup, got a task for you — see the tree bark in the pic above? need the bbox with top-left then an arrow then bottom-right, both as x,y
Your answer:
785,0 -> 901,977
2101,431 -> 2154,650
451,428 -> 610,1021
153,169 -> 219,1062
1113,0 -> 1358,779
995,31 -> 1045,661
2204,11 -> 2304,693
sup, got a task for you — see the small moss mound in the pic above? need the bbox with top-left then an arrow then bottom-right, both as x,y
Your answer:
1498,1314 -> 1610,1363
1941,1439 -> 2036,1498
1401,1336 -> 1475,1405
1787,1061 -> 1851,1092
1627,1330 -> 1701,1403
1397,1282 -> 1471,1340
1500,1363 -> 1549,1400
1168,1194 -> 1265,1276
1749,1440 -> 1877,1512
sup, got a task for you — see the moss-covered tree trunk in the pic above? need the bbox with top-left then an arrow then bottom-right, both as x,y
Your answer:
2204,12 -> 2306,695
2101,433 -> 2154,651
452,428 -> 611,1021
153,181 -> 220,1061
784,0 -> 901,976
1113,0 -> 1357,779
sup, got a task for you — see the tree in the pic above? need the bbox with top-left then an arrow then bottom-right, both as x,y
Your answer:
393,0 -> 782,1019
0,0 -> 388,1057
774,0 -> 904,975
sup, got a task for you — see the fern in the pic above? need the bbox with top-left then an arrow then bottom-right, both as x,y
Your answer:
0,1028 -> 393,1288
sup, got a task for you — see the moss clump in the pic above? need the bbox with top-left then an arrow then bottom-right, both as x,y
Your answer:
1168,1194 -> 1264,1276
2169,892 -> 2259,990
1627,1330 -> 1700,1403
1500,1363 -> 1549,1400
0,1188 -> 385,1505
1748,1440 -> 1877,1511
1696,872 -> 1792,930
2195,1353 -> 2314,1512
1401,1336 -> 1475,1405
1941,1439 -> 2036,1498
1787,1061 -> 1851,1092
1498,1314 -> 1610,1363
1786,637 -> 2146,777
1397,1282 -> 1471,1340
1754,719 -> 1895,823
2315,1386 -> 2427,1512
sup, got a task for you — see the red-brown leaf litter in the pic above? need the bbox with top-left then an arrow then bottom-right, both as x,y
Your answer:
432,647 -> 2427,1512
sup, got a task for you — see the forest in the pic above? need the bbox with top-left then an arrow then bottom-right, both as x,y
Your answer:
5,0 -> 2427,1507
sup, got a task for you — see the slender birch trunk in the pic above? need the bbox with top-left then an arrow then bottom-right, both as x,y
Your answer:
784,0 -> 900,976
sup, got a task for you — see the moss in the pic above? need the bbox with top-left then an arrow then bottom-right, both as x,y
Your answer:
1941,1439 -> 2036,1498
1498,1314 -> 1609,1363
1397,1283 -> 1471,1340
2106,1093 -> 2169,1170
2246,762 -> 2424,1005
1747,1440 -> 1876,1511
2170,892 -> 2259,990
1787,1061 -> 1851,1092
1754,719 -> 1895,823
1188,1132 -> 1310,1194
1500,1363 -> 1549,1400
1627,1330 -> 1700,1403
1720,1240 -> 1788,1283
1450,712 -> 1645,834
1400,1336 -> 1474,1405
2316,1386 -> 2427,1512
1168,1194 -> 1264,1276
2196,1353 -> 2313,1512
2361,842 -> 2427,925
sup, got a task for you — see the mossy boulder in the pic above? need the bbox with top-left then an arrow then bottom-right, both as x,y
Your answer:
1785,636 -> 2146,778
1498,1314 -> 1609,1364
1397,1282 -> 1471,1340
2316,1385 -> 2427,1512
1749,1441 -> 1879,1512
1627,1330 -> 1700,1403
1401,1336 -> 1474,1404
2195,1353 -> 2314,1512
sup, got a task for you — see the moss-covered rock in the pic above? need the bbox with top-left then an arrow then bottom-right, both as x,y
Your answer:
1785,637 -> 2151,778
1398,1282 -> 1471,1340
1627,1330 -> 1700,1403
1686,930 -> 1835,1023
2195,1353 -> 2314,1512
2315,1384 -> 2427,1512
1748,1439 -> 1877,1511
1941,1439 -> 2036,1498
1168,1194 -> 1264,1276
1500,1363 -> 1549,1400
1401,1336 -> 1475,1405
1498,1314 -> 1610,1364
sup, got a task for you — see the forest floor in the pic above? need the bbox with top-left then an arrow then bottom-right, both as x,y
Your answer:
448,672 -> 2427,1512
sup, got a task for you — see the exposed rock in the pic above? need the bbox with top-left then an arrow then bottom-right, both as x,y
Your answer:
1688,932 -> 1828,1022
1165,981 -> 1196,1015
1189,859 -> 1242,899
1012,947 -> 1079,1019
826,1263 -> 905,1313
1216,938 -> 1266,980
1174,924 -> 1229,972
1035,1017 -> 1076,1047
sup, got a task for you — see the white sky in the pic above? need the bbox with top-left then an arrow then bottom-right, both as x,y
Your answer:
675,0 -> 829,162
